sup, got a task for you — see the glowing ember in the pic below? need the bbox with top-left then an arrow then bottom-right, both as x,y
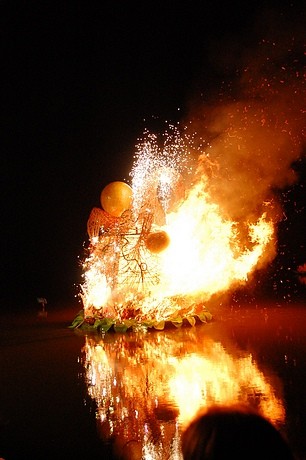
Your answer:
297,263 -> 306,285
79,124 -> 277,326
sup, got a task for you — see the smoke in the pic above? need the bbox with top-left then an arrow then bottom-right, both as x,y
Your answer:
184,22 -> 305,226
178,6 -> 305,290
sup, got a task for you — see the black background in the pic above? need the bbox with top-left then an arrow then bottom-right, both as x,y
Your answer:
1,1 -> 305,310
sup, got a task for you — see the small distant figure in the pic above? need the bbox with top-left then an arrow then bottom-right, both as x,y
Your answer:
37,297 -> 48,318
181,404 -> 295,460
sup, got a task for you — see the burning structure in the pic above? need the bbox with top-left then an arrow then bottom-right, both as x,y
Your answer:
71,38 -> 304,333
72,126 -> 277,332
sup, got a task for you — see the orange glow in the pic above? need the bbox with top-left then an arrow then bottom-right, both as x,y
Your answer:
80,126 -> 276,324
100,181 -> 133,217
297,263 -> 306,285
145,230 -> 170,254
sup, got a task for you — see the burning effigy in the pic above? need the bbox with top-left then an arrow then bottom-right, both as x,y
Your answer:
70,38 -> 304,333
71,124 -> 280,333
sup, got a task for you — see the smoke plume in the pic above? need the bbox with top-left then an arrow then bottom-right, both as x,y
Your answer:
185,30 -> 305,227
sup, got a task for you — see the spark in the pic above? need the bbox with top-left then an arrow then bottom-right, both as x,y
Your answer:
80,124 -> 276,325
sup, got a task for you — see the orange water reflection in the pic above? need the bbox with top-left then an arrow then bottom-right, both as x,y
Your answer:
80,320 -> 285,459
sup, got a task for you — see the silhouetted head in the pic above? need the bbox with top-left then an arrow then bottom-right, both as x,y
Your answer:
181,404 -> 295,460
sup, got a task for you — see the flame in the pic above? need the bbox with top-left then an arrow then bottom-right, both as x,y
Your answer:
158,183 -> 274,298
77,24 -> 305,325
80,125 -> 276,323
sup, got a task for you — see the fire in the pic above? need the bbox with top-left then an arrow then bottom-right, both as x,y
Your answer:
158,184 -> 273,297
79,125 -> 276,326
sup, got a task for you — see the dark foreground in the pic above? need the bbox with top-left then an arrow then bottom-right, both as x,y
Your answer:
1,300 -> 306,460
0,305 -> 112,459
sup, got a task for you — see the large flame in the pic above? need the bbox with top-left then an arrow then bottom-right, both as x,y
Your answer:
76,18 -> 305,326
158,183 -> 273,297
79,126 -> 276,324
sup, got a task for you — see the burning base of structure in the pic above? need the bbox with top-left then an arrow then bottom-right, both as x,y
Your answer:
71,126 -> 277,333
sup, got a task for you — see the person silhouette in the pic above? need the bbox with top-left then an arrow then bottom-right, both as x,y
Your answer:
181,404 -> 295,460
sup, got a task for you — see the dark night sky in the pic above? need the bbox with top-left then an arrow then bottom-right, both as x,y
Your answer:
1,1 -> 305,310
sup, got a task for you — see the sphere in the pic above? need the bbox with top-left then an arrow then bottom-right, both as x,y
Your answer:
100,181 -> 133,217
145,230 -> 170,254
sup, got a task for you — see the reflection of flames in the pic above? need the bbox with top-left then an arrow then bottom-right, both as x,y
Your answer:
80,126 -> 276,324
81,329 -> 285,459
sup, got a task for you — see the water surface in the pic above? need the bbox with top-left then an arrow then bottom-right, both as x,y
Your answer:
1,301 -> 305,459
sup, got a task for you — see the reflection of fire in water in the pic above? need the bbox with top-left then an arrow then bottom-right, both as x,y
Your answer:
78,126 -> 276,328
81,328 -> 285,459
